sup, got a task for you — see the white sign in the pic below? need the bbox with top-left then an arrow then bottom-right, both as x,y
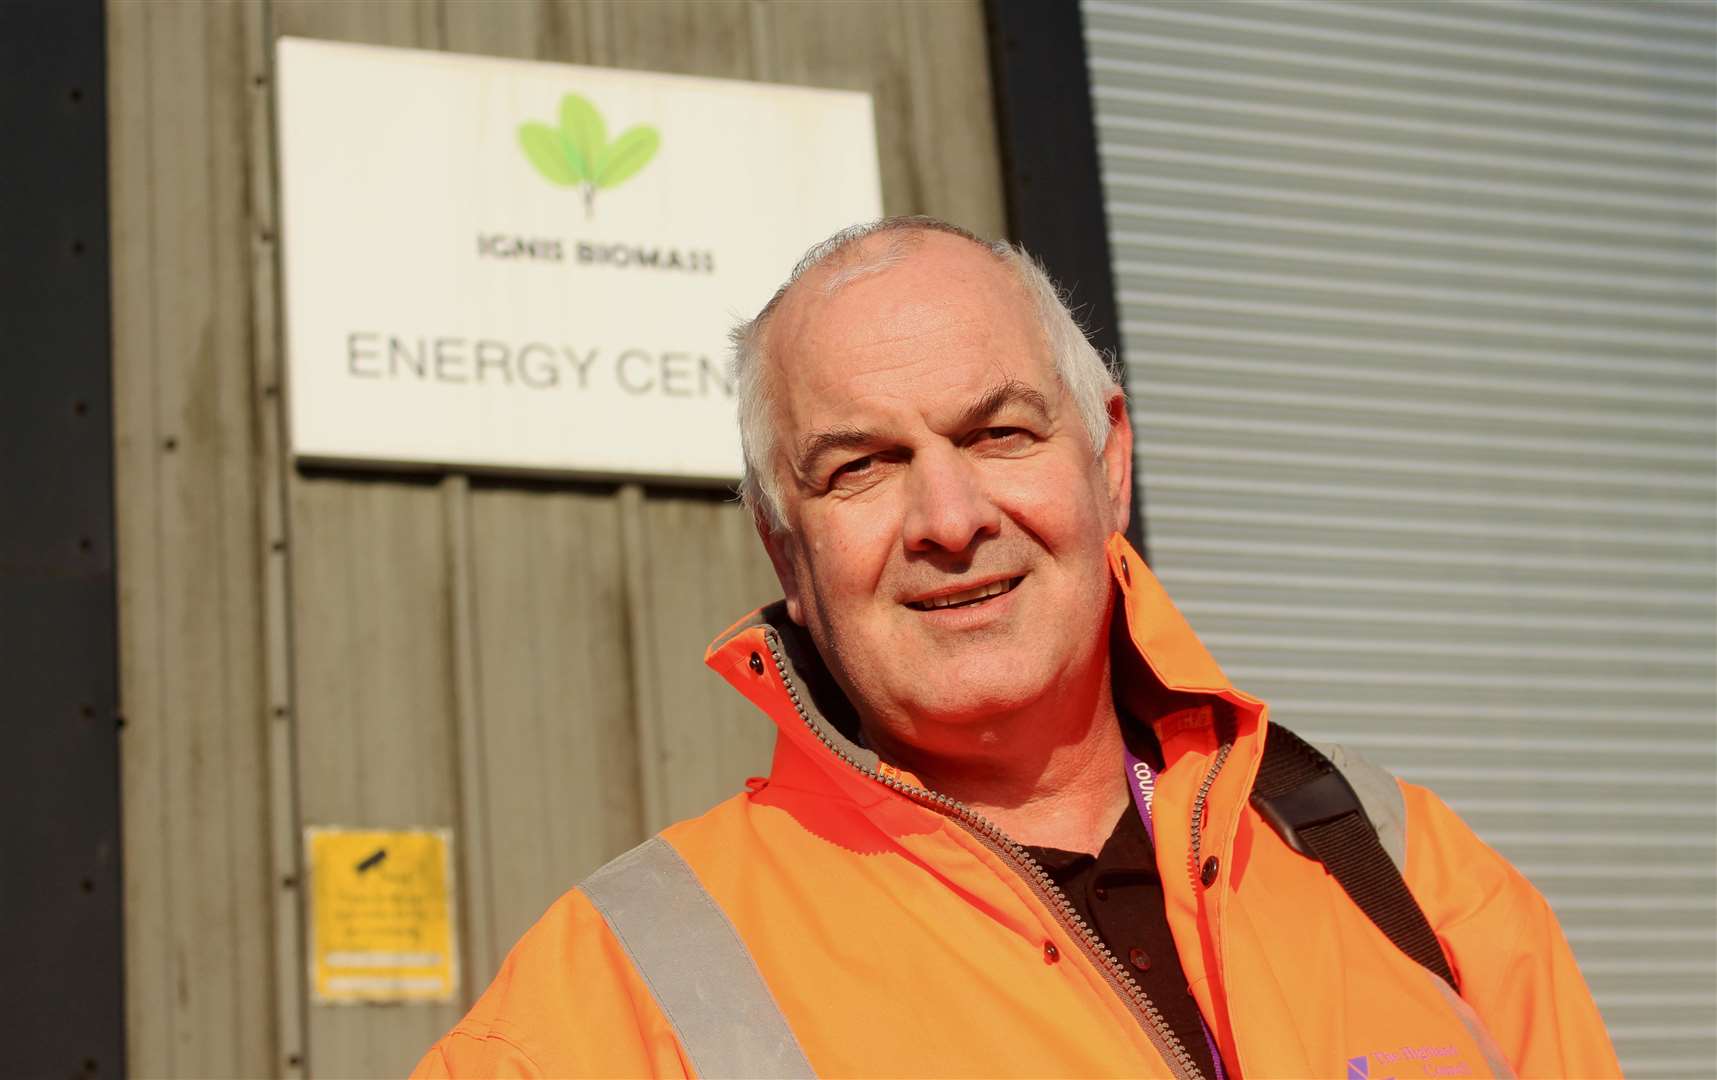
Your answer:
276,39 -> 882,481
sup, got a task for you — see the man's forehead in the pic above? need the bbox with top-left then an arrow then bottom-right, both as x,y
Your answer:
767,233 -> 1038,370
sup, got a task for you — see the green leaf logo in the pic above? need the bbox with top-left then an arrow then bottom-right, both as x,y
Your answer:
518,93 -> 660,218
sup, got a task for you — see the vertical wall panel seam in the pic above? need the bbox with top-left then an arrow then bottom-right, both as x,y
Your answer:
888,2 -> 927,215
584,1 -> 612,69
144,7 -> 170,1067
106,3 -> 151,1067
618,484 -> 666,835
432,0 -> 450,61
746,0 -> 774,82
137,5 -> 179,1068
210,7 -> 246,1054
247,0 -> 306,1073
445,473 -> 497,1001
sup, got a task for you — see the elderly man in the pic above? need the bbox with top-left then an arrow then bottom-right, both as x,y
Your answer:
415,218 -> 1619,1079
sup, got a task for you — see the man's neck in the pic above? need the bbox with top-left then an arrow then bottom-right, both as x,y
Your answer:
861,678 -> 1132,856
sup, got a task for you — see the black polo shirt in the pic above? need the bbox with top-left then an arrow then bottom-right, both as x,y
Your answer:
1021,731 -> 1222,1079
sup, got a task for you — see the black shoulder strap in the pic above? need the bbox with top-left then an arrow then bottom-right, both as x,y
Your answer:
1249,725 -> 1459,992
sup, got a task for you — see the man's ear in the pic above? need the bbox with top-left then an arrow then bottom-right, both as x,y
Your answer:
1101,390 -> 1134,535
756,511 -> 807,625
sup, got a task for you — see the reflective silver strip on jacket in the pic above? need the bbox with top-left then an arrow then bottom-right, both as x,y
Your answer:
580,836 -> 815,1079
1319,741 -> 1408,872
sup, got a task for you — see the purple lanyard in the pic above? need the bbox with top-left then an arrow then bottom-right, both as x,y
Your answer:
1123,747 -> 1229,1080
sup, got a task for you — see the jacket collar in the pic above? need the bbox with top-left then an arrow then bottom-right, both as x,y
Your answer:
705,533 -> 1265,798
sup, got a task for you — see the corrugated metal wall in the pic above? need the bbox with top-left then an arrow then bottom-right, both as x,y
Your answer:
108,2 -> 1005,1076
1082,1 -> 1716,1075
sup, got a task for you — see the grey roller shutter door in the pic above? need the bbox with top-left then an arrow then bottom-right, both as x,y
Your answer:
1081,2 -> 1716,1076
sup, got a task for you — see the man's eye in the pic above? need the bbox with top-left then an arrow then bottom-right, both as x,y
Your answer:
830,456 -> 874,484
974,427 -> 1028,445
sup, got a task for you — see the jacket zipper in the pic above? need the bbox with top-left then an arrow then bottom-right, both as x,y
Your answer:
1187,742 -> 1233,889
764,635 -> 1230,1080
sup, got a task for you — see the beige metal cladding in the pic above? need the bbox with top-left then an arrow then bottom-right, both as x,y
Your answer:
1082,1 -> 1716,1076
107,1 -> 1006,1076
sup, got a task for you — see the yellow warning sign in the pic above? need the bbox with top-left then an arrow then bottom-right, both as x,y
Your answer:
307,827 -> 457,1004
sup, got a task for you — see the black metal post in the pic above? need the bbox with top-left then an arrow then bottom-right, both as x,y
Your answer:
0,0 -> 126,1073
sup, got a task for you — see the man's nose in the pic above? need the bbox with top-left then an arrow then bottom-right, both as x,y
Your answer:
902,447 -> 1002,554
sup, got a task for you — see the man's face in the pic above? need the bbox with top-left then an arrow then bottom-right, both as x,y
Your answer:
758,234 -> 1132,737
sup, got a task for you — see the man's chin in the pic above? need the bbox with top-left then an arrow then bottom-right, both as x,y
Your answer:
897,671 -> 1055,727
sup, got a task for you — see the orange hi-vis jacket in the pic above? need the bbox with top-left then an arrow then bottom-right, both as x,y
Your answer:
416,536 -> 1621,1079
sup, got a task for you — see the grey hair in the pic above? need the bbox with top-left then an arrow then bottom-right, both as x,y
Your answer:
730,215 -> 1121,533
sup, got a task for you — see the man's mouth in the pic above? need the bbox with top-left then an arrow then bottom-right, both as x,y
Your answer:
905,576 -> 1024,611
